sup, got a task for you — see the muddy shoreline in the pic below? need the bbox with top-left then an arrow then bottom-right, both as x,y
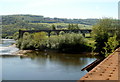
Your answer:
12,49 -> 100,57
11,44 -> 99,56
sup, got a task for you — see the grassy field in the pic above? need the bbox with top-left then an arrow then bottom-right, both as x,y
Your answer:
29,23 -> 92,29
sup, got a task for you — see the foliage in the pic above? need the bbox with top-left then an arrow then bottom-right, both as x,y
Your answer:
13,32 -> 19,40
92,18 -> 111,54
51,24 -> 56,30
2,15 -> 98,25
2,14 -> 97,38
2,22 -> 91,39
92,18 -> 120,56
17,32 -> 48,50
49,33 -> 92,53
68,24 -> 79,30
17,33 -> 92,53
115,20 -> 120,40
31,32 -> 48,50
2,22 -> 51,38
103,34 -> 119,57
56,33 -> 92,53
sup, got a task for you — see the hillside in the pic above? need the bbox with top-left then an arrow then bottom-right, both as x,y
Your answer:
1,14 -> 99,38
2,14 -> 98,25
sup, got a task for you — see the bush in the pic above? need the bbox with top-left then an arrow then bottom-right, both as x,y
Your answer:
103,34 -> 119,57
17,32 -> 92,53
32,32 -> 48,50
48,33 -> 92,53
92,18 -> 117,55
17,32 -> 48,50
13,32 -> 19,40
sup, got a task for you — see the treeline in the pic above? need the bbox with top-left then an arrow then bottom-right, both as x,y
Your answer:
2,14 -> 98,25
2,22 -> 91,38
92,18 -> 120,56
2,14 -> 97,38
16,18 -> 120,57
2,22 -> 51,38
2,14 -> 95,38
16,33 -> 92,53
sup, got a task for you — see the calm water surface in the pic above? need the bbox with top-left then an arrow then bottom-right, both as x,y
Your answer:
1,39 -> 101,80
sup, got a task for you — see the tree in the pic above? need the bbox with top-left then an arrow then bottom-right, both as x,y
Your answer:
68,24 -> 71,30
115,20 -> 120,40
13,32 -> 19,40
103,34 -> 119,57
68,24 -> 79,30
17,32 -> 48,50
92,18 -> 115,55
75,24 -> 79,29
52,24 -> 56,30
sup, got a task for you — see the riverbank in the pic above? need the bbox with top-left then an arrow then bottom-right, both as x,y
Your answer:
12,50 -> 34,56
2,39 -> 104,80
12,49 -> 100,57
11,43 -> 99,56
2,48 -> 98,80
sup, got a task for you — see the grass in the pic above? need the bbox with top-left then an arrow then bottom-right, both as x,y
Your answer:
29,23 -> 92,29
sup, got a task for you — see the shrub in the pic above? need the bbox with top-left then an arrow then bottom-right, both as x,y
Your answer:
32,32 -> 48,50
13,32 -> 19,40
17,32 -> 48,50
48,33 -> 92,53
17,32 -> 92,53
103,34 -> 119,57
92,18 -> 117,55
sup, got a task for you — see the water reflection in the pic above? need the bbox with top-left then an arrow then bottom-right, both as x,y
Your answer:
2,39 -> 103,80
2,51 -> 101,80
20,51 -> 100,67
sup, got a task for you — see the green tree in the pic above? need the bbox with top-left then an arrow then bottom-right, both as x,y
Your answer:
68,24 -> 79,30
17,32 -> 48,50
103,34 -> 119,57
13,32 -> 19,40
32,32 -> 48,49
75,24 -> 79,29
52,24 -> 56,30
92,18 -> 114,55
68,24 -> 71,30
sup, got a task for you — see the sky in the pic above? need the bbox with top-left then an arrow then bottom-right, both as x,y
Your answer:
0,0 -> 119,19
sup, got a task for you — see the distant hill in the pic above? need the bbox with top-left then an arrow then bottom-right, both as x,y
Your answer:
2,14 -> 99,25
1,14 -> 99,38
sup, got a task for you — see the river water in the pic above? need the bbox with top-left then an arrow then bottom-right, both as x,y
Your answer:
1,39 -> 101,80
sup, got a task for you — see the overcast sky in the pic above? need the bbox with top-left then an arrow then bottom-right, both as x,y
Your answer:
0,0 -> 119,19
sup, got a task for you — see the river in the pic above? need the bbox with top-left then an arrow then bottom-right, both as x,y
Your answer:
1,39 -> 101,80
